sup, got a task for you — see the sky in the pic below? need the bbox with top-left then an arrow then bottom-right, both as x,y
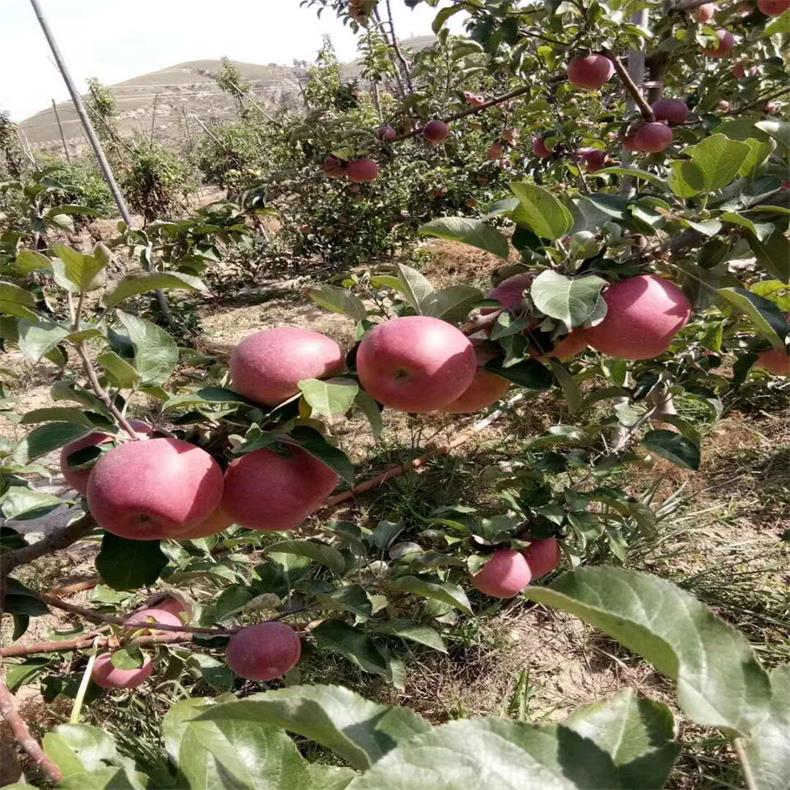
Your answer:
1,0 -> 444,121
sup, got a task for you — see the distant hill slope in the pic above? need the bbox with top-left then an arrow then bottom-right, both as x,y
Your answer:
20,37 -> 436,157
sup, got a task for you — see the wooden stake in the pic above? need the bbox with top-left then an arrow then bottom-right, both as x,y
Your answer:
51,99 -> 71,161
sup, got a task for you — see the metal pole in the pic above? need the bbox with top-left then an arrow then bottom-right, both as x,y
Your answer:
51,99 -> 71,162
29,0 -> 172,321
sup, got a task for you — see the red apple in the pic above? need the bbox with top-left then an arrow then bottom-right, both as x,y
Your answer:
628,122 -> 673,153
757,347 -> 790,376
532,136 -> 554,158
347,158 -> 379,183
487,142 -> 505,160
693,2 -> 717,21
537,330 -> 588,361
486,273 -> 535,312
472,549 -> 531,598
225,622 -> 301,681
92,653 -> 153,690
567,54 -> 614,90
758,0 -> 789,14
585,275 -> 692,360
222,445 -> 338,531
575,147 -> 609,172
150,595 -> 191,620
702,29 -> 735,57
356,316 -> 477,412
522,538 -> 562,579
126,607 -> 184,631
423,119 -> 450,144
651,98 -> 690,125
176,506 -> 235,539
230,327 -> 344,406
438,347 -> 509,414
59,420 -> 151,495
321,155 -> 346,178
377,124 -> 397,141
86,438 -> 224,541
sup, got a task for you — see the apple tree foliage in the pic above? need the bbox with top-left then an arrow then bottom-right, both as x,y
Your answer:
0,0 -> 788,787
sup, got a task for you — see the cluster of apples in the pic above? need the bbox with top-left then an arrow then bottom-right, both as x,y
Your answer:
473,538 -> 562,598
91,597 -> 302,689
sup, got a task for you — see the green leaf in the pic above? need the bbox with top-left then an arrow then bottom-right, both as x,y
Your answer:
525,567 -> 772,735
96,351 -> 142,389
265,539 -> 346,575
754,120 -> 790,153
717,287 -> 789,348
390,575 -> 472,615
669,134 -> 751,197
6,658 -> 51,692
18,319 -> 69,363
51,243 -> 108,293
420,285 -> 483,322
162,387 -> 251,411
19,407 -> 97,426
746,229 -> 790,284
1,486 -> 66,521
418,217 -> 510,259
309,285 -> 368,322
548,360 -> 582,416
642,429 -> 701,470
4,579 -> 50,616
371,620 -> 447,653
15,249 -> 52,274
348,718 -> 627,789
509,182 -> 573,240
484,357 -> 554,389
741,664 -> 790,790
289,427 -> 354,485
95,533 -> 168,590
395,263 -> 434,313
354,390 -> 383,438
43,724 -> 118,778
312,620 -> 389,676
188,654 -> 235,693
299,377 -> 359,419
763,8 -> 790,35
13,422 -> 92,464
102,272 -> 205,308
565,689 -> 679,789
117,310 -> 178,386
195,684 -> 429,770
531,272 -> 606,330
593,167 -> 668,189
308,764 -> 357,790
0,280 -> 38,319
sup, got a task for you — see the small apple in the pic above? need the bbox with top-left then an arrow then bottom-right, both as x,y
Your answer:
487,142 -> 505,160
757,0 -> 789,14
225,622 -> 301,681
567,54 -> 614,90
321,155 -> 346,178
575,147 -> 609,172
702,29 -> 735,58
522,538 -> 562,579
756,347 -> 790,376
651,98 -> 690,125
423,119 -> 450,144
437,346 -> 509,414
92,653 -> 153,690
627,122 -> 673,153
347,158 -> 379,183
377,124 -> 397,141
532,136 -> 554,159
472,549 -> 531,598
693,2 -> 717,22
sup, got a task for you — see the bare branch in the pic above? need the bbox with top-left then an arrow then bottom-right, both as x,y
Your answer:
603,49 -> 655,121
1,632 -> 192,659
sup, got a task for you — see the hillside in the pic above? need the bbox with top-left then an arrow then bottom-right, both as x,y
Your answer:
20,36 -> 436,157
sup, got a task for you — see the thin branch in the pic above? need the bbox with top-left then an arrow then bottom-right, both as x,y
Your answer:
1,632 -> 193,659
383,0 -> 415,93
603,49 -> 655,121
0,678 -> 64,784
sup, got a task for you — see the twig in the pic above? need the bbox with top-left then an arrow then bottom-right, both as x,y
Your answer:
383,0 -> 415,93
48,577 -> 99,597
0,632 -> 193,658
603,49 -> 655,121
0,678 -> 64,784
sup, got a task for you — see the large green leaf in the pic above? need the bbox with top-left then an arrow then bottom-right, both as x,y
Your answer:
309,285 -> 368,322
530,272 -> 606,330
162,387 -> 251,411
642,429 -> 701,470
525,568 -> 771,735
43,724 -> 118,778
95,533 -> 168,590
0,280 -> 38,319
51,243 -> 108,293
312,621 -> 390,676
418,217 -> 510,259
348,718 -> 626,789
668,134 -> 750,197
390,575 -> 472,615
509,182 -> 573,240
298,377 -> 359,419
395,263 -> 434,313
371,620 -> 447,653
117,310 -> 178,386
1,486 -> 66,521
746,229 -> 790,284
195,685 -> 430,770
97,351 -> 142,389
565,690 -> 679,789
13,422 -> 92,464
265,539 -> 346,575
102,272 -> 206,308
717,287 -> 789,348
18,319 -> 69,363
15,249 -> 53,274
420,285 -> 483,322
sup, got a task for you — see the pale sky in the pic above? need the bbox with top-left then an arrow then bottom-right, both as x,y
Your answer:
1,0 -> 444,121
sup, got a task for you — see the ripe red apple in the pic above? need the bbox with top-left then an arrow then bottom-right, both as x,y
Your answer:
347,158 -> 379,183
537,330 -> 588,361
321,155 -> 346,179
150,595 -> 191,621
522,538 -> 562,579
92,652 -> 153,690
225,622 -> 301,681
486,273 -> 535,312
356,316 -> 477,412
230,327 -> 344,406
222,445 -> 338,531
566,54 -> 614,90
472,549 -> 531,598
126,607 -> 184,631
377,124 -> 397,141
702,29 -> 735,57
86,438 -> 224,540
693,2 -> 716,21
628,122 -> 673,153
575,147 -> 609,173
757,347 -> 790,376
438,347 -> 509,414
758,0 -> 789,14
651,98 -> 690,125
532,136 -> 554,158
585,275 -> 692,360
487,142 -> 505,160
423,119 -> 450,144
59,420 -> 151,495
176,506 -> 234,539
